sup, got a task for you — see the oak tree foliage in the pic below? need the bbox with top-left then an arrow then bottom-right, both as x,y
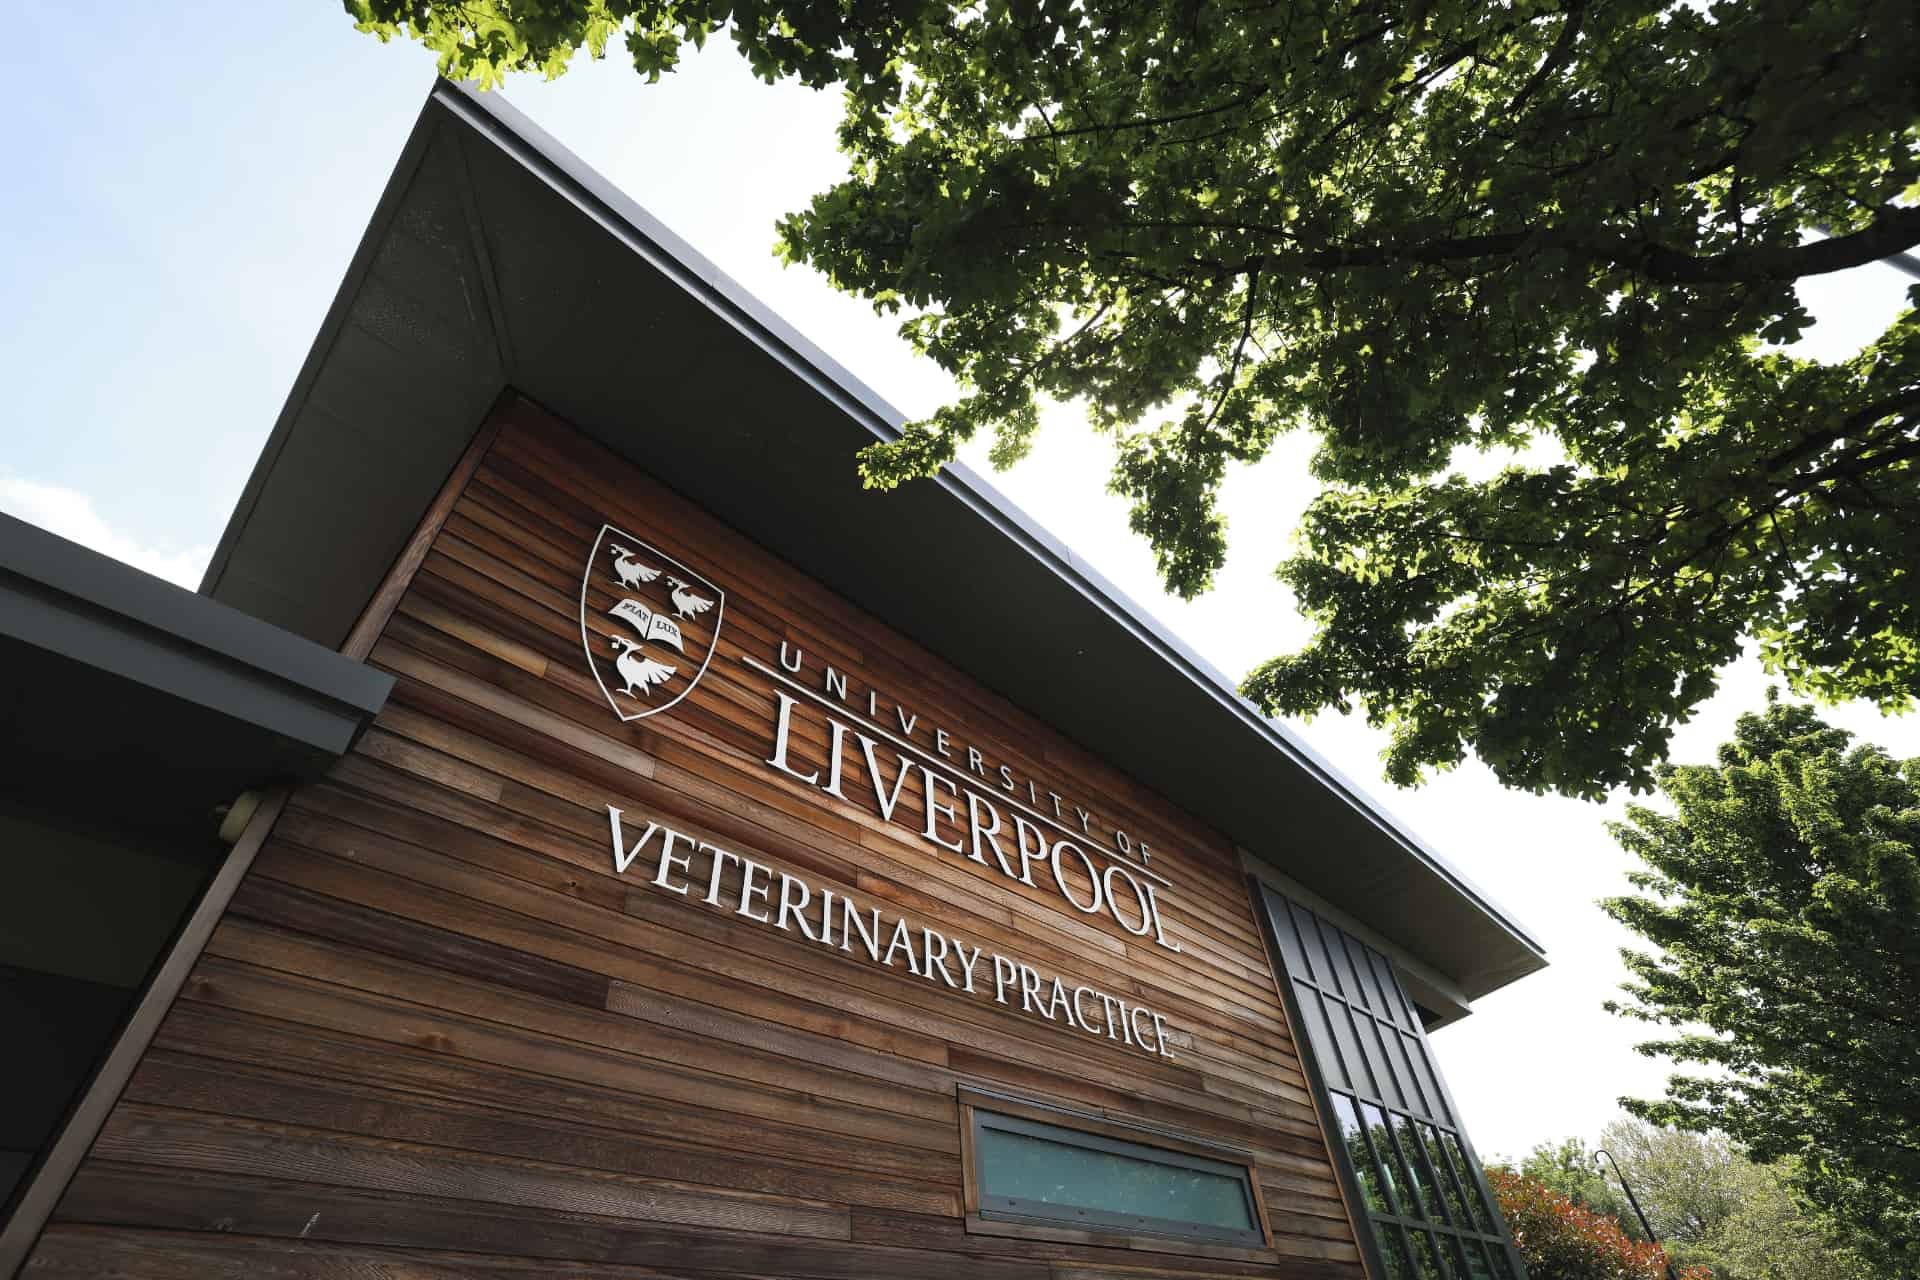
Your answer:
347,0 -> 1920,798
1604,699 -> 1920,1271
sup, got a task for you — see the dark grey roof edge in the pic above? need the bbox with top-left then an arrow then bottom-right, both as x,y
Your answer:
197,98 -> 451,608
3,511 -> 392,734
436,80 -> 1544,964
432,81 -> 912,441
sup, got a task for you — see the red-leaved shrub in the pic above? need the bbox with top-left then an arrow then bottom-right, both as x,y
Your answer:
1486,1167 -> 1712,1280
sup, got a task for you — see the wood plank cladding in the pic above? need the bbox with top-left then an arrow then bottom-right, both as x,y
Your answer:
26,395 -> 1366,1279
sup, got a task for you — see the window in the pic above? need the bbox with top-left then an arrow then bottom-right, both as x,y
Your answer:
1255,884 -> 1530,1280
960,1093 -> 1267,1249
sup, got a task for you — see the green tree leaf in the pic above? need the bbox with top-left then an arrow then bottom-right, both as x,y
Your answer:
340,0 -> 1920,799
1603,699 -> 1920,1272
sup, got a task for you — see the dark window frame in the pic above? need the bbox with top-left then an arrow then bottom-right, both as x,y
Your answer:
958,1089 -> 1270,1252
1253,880 -> 1530,1280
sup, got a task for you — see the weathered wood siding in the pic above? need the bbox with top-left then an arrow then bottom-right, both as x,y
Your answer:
26,396 -> 1366,1278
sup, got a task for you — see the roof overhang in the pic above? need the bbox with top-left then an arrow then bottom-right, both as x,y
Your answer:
0,513 -> 392,839
200,81 -> 1545,1004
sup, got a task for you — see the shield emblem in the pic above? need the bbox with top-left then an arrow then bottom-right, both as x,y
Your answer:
579,522 -> 725,723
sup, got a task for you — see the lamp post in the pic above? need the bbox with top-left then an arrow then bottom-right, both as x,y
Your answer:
1594,1148 -> 1679,1280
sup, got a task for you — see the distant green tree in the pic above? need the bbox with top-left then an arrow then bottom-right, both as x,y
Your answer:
1501,1119 -> 1879,1280
1590,1118 -> 1747,1262
1695,1158 -> 1876,1280
1517,1136 -> 1642,1238
343,0 -> 1920,801
1605,699 -> 1920,1272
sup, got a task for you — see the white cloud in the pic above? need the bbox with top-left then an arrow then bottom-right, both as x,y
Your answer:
0,475 -> 212,591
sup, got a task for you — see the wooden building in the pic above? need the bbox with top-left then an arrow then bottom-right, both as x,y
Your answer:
0,82 -> 1546,1280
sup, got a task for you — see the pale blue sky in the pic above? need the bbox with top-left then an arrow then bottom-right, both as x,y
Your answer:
4,2 -> 1916,1160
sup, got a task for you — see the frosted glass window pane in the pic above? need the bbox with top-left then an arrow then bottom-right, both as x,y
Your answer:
976,1126 -> 1255,1232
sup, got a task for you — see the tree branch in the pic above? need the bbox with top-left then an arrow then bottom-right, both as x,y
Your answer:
1098,203 -> 1920,285
1760,385 -> 1920,476
1502,0 -> 1586,118
1204,264 -> 1261,431
1640,205 -> 1920,282
1016,88 -> 1269,142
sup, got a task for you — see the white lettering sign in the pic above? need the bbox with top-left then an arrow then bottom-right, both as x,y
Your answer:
751,657 -> 1184,954
608,807 -> 1177,1060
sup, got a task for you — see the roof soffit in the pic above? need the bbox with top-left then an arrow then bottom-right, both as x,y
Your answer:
201,82 -> 1546,1003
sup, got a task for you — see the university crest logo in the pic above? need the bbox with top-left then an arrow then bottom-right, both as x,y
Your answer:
579,522 -> 725,723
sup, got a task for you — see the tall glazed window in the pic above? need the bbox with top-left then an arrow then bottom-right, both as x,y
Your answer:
1254,883 -> 1529,1280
